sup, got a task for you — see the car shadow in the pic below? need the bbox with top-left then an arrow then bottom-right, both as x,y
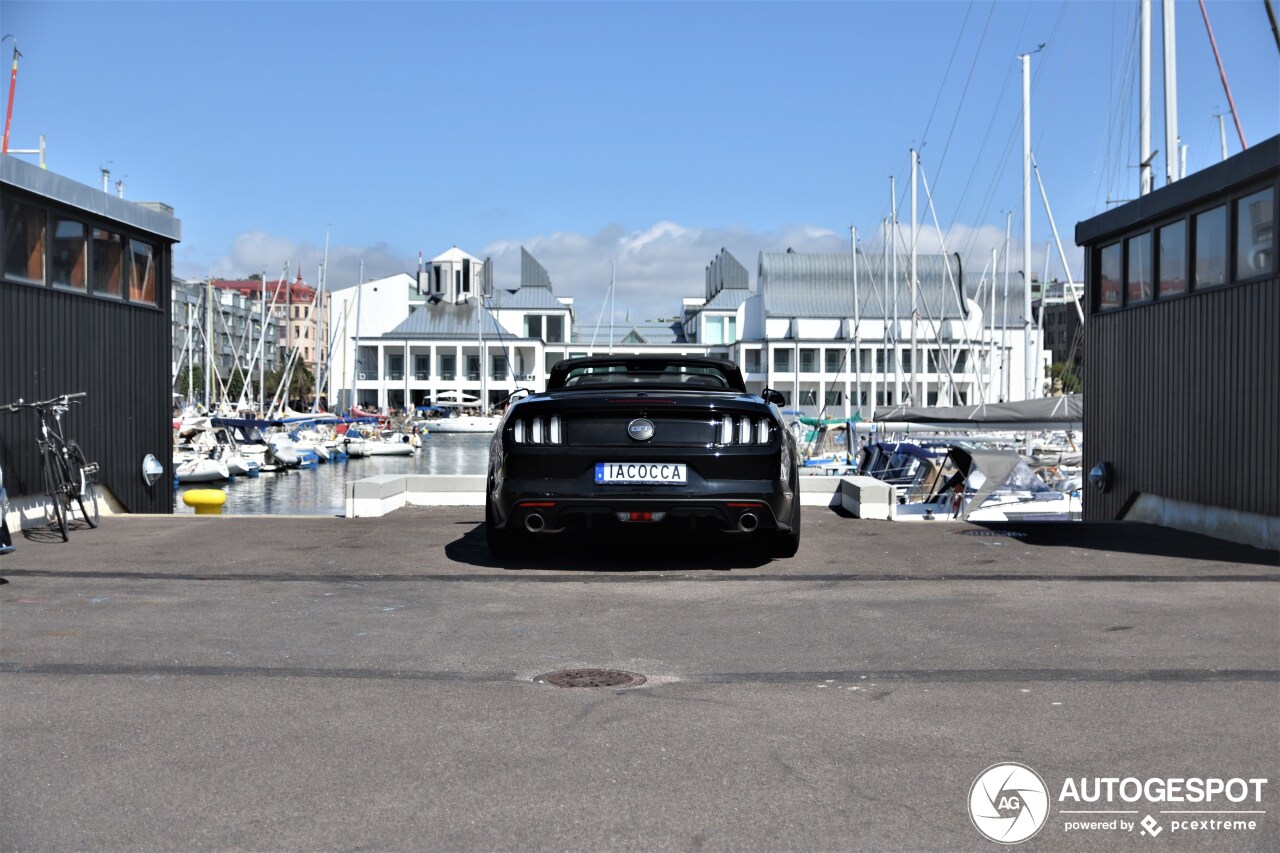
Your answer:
445,522 -> 775,572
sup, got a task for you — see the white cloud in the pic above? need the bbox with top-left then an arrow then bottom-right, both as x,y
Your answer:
179,220 -> 1082,327
175,229 -> 413,291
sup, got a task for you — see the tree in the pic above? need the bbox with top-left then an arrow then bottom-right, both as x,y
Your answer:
1049,362 -> 1082,394
267,361 -> 317,407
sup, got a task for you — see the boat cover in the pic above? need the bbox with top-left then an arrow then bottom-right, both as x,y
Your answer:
872,395 -> 1082,431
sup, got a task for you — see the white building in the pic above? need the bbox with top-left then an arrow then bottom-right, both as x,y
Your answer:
322,245 -> 1047,416
171,278 -> 282,404
683,249 -> 1047,419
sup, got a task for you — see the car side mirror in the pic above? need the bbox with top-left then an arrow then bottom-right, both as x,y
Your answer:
763,389 -> 786,406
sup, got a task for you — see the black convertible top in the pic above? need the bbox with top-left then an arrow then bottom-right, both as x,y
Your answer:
546,355 -> 747,393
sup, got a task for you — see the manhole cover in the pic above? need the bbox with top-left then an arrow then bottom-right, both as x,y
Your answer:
537,669 -> 646,688
954,529 -> 1029,538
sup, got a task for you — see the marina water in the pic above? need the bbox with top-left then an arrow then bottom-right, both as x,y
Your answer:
173,433 -> 492,516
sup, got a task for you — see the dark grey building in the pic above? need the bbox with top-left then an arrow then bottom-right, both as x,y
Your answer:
2,156 -> 181,518
1075,135 -> 1277,549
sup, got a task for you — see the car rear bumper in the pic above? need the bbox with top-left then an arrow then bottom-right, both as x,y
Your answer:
493,478 -> 795,535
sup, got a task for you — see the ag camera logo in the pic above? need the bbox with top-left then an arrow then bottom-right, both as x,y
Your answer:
969,763 -> 1051,844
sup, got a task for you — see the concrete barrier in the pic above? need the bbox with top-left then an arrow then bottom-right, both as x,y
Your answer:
345,472 -> 896,521
838,476 -> 895,520
797,475 -> 845,507
345,475 -> 486,518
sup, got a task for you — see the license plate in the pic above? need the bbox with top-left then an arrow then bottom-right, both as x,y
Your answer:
595,462 -> 687,485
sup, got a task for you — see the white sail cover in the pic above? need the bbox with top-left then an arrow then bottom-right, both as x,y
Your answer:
872,395 -> 1082,431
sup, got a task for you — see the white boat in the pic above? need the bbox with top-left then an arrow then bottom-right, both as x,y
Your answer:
891,447 -> 1081,522
364,437 -> 416,456
423,414 -> 502,434
175,457 -> 231,484
265,433 -> 300,468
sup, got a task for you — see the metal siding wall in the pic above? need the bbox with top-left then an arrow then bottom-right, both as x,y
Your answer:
1084,275 -> 1279,520
0,280 -> 174,515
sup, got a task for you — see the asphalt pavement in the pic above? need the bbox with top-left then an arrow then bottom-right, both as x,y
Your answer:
1,508 -> 1277,852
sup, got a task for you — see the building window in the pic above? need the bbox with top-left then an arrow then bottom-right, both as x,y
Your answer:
875,349 -> 888,373
901,350 -> 913,374
954,350 -> 969,373
858,348 -> 872,373
546,315 -> 565,343
491,354 -> 507,381
1194,205 -> 1227,289
52,218 -> 87,290
1126,232 -> 1152,304
824,390 -> 843,406
3,198 -> 45,283
439,354 -> 456,381
799,349 -> 817,373
387,354 -> 404,381
415,355 -> 430,380
705,316 -> 724,346
1235,187 -> 1274,281
129,240 -> 156,305
525,315 -> 543,339
798,390 -> 818,406
91,228 -> 124,297
824,349 -> 844,374
745,350 -> 762,373
465,355 -> 480,381
1098,242 -> 1122,310
773,349 -> 792,372
1158,220 -> 1187,297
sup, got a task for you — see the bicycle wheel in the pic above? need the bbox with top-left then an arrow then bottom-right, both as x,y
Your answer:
41,448 -> 69,541
67,442 -> 100,528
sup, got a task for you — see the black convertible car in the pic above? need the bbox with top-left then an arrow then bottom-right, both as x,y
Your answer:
485,355 -> 800,558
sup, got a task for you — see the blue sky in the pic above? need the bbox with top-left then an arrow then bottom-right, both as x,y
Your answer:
2,1 -> 1276,322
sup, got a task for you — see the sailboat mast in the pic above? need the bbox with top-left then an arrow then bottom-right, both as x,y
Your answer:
850,225 -> 861,421
1141,0 -> 1153,196
989,246 -> 998,404
1021,51 -> 1035,400
1162,0 -> 1180,184
259,269 -> 267,414
205,278 -> 214,408
1001,212 -> 1011,402
350,260 -> 364,412
909,148 -> 919,408
315,228 -> 329,410
890,176 -> 901,407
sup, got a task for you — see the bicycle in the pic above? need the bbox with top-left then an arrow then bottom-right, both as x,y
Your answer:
3,392 -> 100,541
0,456 -> 13,554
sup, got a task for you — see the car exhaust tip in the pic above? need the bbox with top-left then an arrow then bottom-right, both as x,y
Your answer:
525,513 -> 546,533
737,512 -> 759,533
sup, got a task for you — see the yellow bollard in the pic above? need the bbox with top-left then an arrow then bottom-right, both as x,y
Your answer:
183,489 -> 227,515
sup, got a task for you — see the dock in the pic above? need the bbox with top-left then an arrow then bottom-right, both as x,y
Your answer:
1,508 -> 1276,850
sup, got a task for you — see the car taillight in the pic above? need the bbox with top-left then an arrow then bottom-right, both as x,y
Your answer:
718,417 -> 773,445
511,417 -> 564,445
